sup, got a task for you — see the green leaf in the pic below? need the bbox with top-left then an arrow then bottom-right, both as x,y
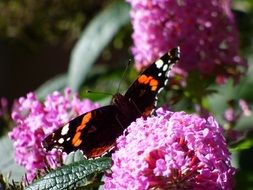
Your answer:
230,138 -> 253,152
0,136 -> 25,181
237,115 -> 253,130
206,80 -> 234,123
235,170 -> 253,190
207,55 -> 253,125
25,157 -> 112,190
36,74 -> 67,100
68,1 -> 130,91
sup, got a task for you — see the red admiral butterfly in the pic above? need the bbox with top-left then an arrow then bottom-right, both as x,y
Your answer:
42,47 -> 180,158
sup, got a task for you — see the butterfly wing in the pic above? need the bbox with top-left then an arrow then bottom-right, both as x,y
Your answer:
124,47 -> 180,116
42,105 -> 123,158
42,47 -> 180,159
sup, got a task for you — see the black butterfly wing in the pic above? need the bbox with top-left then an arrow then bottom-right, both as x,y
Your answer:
42,105 -> 123,158
42,47 -> 180,159
124,47 -> 180,116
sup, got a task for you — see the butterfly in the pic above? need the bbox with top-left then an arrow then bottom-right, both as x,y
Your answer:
42,47 -> 180,159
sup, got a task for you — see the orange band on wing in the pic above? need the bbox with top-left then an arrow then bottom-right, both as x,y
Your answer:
138,75 -> 159,91
81,112 -> 92,125
150,79 -> 158,86
151,86 -> 157,91
76,112 -> 92,133
88,144 -> 115,158
138,75 -> 153,84
138,74 -> 148,83
72,131 -> 82,147
73,139 -> 82,147
150,79 -> 158,91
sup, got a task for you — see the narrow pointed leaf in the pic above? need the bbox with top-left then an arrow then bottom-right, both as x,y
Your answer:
0,136 -> 25,180
68,1 -> 130,90
230,138 -> 253,152
25,157 -> 111,190
36,74 -> 67,100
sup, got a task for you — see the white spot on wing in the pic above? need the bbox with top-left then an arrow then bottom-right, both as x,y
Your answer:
67,137 -> 70,141
58,138 -> 64,144
101,146 -> 115,157
164,79 -> 169,85
162,64 -> 168,71
154,100 -> 157,106
158,87 -> 164,94
61,123 -> 69,136
155,59 -> 164,69
169,64 -> 174,69
158,72 -> 162,77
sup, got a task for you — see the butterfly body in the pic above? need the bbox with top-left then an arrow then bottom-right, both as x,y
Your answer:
111,93 -> 142,123
42,47 -> 180,158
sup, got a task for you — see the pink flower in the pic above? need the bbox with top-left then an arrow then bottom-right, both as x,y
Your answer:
223,107 -> 238,123
239,99 -> 251,117
104,107 -> 235,189
127,0 -> 246,83
9,88 -> 100,182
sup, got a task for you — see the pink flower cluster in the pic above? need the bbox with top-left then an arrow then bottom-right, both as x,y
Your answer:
105,108 -> 235,189
127,0 -> 246,82
9,88 -> 99,182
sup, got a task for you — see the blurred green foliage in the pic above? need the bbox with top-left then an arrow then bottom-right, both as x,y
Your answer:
233,0 -> 253,53
0,0 -> 109,47
0,0 -> 253,189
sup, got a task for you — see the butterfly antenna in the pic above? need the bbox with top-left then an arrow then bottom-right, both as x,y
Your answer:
85,90 -> 113,96
117,59 -> 131,93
